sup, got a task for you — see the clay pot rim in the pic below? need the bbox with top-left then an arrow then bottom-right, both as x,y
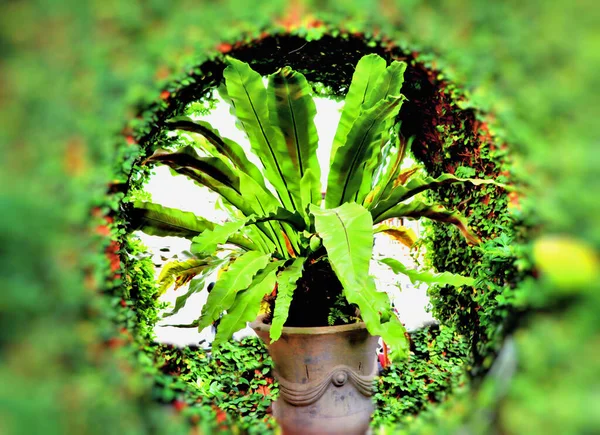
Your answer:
250,314 -> 368,336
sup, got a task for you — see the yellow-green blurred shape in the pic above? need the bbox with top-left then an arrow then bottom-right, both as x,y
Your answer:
533,236 -> 599,290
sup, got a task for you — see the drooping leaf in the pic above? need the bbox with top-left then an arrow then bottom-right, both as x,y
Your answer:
343,275 -> 406,354
162,257 -> 230,317
213,260 -> 283,346
372,200 -> 481,245
270,257 -> 306,341
371,173 -> 503,224
129,201 -> 214,239
165,116 -> 265,185
376,314 -> 409,361
374,224 -> 418,248
326,95 -> 406,207
267,66 -> 321,210
196,251 -> 272,330
406,173 -> 505,199
146,146 -> 241,192
329,54 -> 387,163
394,166 -> 421,188
130,201 -> 256,251
145,147 -> 253,216
222,58 -> 298,211
379,257 -> 476,287
156,256 -> 218,296
191,219 -> 249,255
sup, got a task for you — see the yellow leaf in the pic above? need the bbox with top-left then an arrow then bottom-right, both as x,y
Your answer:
375,224 -> 418,248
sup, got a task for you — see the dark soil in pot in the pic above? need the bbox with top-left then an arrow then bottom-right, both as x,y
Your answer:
264,257 -> 358,327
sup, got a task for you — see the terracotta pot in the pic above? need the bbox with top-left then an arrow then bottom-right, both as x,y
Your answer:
250,315 -> 379,435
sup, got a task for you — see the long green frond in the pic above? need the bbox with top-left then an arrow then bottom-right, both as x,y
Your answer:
371,174 -> 503,224
329,54 -> 387,163
270,257 -> 306,341
380,257 -> 476,287
129,201 -> 214,239
165,116 -> 265,186
213,260 -> 283,346
373,200 -> 481,245
311,203 -> 401,346
223,58 -> 297,211
196,251 -> 272,331
326,95 -> 405,207
267,67 -> 321,210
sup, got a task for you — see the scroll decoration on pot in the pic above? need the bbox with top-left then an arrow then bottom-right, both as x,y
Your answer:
275,363 -> 377,406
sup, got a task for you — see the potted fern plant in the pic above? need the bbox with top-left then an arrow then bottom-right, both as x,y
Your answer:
130,54 -> 494,434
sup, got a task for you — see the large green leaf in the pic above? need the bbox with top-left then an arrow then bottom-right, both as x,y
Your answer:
329,54 -> 387,164
326,95 -> 405,207
372,199 -> 481,245
129,201 -> 214,239
354,61 -> 408,204
213,260 -> 283,346
196,251 -> 272,331
270,257 -> 306,341
364,61 -> 407,108
165,116 -> 265,185
311,203 -> 390,334
267,67 -> 321,210
379,257 -> 475,287
311,203 -> 373,289
222,58 -> 298,211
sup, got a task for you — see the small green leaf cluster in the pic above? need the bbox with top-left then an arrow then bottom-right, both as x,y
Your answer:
372,324 -> 469,429
151,337 -> 278,434
417,117 -> 528,372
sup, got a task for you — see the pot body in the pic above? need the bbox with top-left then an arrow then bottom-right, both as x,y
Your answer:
250,316 -> 379,435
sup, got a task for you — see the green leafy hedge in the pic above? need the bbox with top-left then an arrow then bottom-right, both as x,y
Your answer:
2,1 -> 598,434
146,328 -> 468,433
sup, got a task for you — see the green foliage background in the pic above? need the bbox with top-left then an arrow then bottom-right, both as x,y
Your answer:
1,0 -> 598,434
